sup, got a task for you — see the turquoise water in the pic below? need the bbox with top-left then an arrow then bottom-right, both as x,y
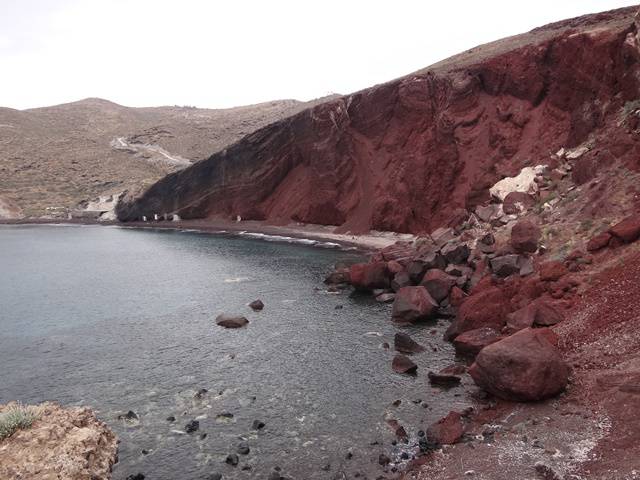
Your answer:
0,225 -> 464,479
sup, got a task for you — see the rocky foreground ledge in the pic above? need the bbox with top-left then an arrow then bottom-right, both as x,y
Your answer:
0,402 -> 117,480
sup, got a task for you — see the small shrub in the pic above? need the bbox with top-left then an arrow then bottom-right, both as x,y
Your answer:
0,404 -> 41,440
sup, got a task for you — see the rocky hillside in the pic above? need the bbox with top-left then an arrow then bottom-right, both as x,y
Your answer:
117,6 -> 640,235
0,96 -> 331,218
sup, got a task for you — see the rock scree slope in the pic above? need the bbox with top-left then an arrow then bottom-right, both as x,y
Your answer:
118,6 -> 640,234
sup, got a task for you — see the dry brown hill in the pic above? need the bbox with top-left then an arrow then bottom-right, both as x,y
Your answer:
0,96 -> 333,217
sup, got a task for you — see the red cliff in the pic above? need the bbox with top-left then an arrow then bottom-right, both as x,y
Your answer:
117,6 -> 640,234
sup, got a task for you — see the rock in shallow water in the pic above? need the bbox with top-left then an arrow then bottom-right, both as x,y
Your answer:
392,354 -> 418,374
394,332 -> 425,354
215,314 -> 249,328
248,299 -> 264,311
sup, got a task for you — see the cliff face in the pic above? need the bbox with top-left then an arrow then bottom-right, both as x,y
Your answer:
117,7 -> 640,234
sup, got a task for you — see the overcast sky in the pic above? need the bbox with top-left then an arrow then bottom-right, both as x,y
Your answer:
1,0 -> 637,110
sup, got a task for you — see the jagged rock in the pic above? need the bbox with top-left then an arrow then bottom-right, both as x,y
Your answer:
0,402 -> 117,480
249,299 -> 264,311
587,232 -> 612,252
469,328 -> 569,401
391,271 -> 411,292
431,227 -> 456,247
394,332 -> 425,354
392,354 -> 418,374
503,191 -> 535,215
420,269 -> 457,303
441,242 -> 470,265
510,220 -> 541,253
216,315 -> 249,328
518,256 -> 534,276
349,262 -> 391,291
452,327 -> 503,357
426,411 -> 464,445
406,260 -> 427,284
490,166 -> 544,201
609,215 -> 640,243
490,254 -> 522,277
392,286 -> 438,324
445,287 -> 511,340
449,286 -> 467,307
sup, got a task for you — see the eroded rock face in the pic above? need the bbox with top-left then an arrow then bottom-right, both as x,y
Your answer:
469,328 -> 569,401
0,402 -> 117,480
117,7 -> 640,234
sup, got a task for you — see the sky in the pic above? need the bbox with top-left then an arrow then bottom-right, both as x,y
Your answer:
0,0 -> 638,110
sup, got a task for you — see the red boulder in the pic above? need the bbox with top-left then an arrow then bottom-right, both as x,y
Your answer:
510,220 -> 541,253
609,215 -> 640,243
469,328 -> 569,401
445,287 -> 511,340
392,286 -> 438,324
420,269 -> 456,303
349,262 -> 391,291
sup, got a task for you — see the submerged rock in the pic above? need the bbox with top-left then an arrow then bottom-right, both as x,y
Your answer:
216,314 -> 249,328
185,420 -> 199,433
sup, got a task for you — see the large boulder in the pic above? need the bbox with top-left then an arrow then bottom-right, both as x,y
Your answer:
469,328 -> 569,401
510,220 -> 541,253
452,327 -> 503,357
445,287 -> 511,340
391,271 -> 411,292
609,215 -> 640,243
420,269 -> 456,303
505,300 -> 564,332
349,262 -> 391,291
216,315 -> 249,328
392,286 -> 438,324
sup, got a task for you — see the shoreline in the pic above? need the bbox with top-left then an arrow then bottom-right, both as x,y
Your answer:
0,217 -> 415,252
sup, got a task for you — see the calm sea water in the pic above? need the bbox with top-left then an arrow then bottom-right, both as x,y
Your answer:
0,225 -> 468,479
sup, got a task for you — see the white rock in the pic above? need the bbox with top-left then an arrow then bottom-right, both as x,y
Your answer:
565,145 -> 590,159
489,166 -> 545,202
